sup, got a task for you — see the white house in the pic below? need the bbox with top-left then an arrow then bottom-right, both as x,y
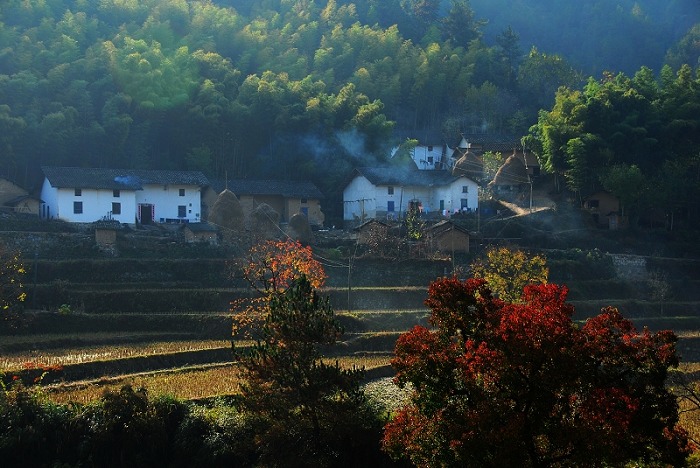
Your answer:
390,143 -> 453,170
343,166 -> 478,225
40,166 -> 209,224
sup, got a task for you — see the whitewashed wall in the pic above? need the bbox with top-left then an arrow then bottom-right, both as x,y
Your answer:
343,176 -> 377,221
136,184 -> 202,223
40,178 -> 202,224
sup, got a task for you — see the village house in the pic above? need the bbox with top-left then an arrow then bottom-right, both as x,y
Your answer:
40,167 -> 209,224
203,179 -> 325,228
0,177 -> 41,216
391,142 -> 453,170
343,166 -> 479,226
583,190 -> 623,229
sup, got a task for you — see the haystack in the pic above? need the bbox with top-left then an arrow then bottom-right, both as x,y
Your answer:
208,189 -> 244,243
452,148 -> 484,181
248,203 -> 280,241
287,212 -> 314,245
490,154 -> 528,187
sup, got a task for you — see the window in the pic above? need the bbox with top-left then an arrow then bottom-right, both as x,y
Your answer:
74,188 -> 82,196
387,201 -> 395,212
179,188 -> 185,196
388,186 -> 394,195
427,156 -> 433,164
73,201 -> 83,214
428,145 -> 433,151
113,189 -> 120,198
462,185 -> 469,193
178,205 -> 186,217
300,198 -> 308,204
112,202 -> 121,215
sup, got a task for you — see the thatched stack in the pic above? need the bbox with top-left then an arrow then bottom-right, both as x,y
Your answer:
452,148 -> 484,181
208,189 -> 244,244
287,212 -> 314,245
490,154 -> 528,188
248,203 -> 280,241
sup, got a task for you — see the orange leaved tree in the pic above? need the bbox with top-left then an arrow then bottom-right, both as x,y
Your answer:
231,239 -> 326,338
1,245 -> 26,322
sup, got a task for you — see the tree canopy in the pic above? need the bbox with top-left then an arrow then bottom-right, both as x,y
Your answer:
384,276 -> 690,466
0,0 -> 696,222
524,65 -> 700,226
233,275 -> 381,466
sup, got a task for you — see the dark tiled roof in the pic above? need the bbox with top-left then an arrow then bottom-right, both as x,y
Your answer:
353,219 -> 390,231
41,167 -> 210,190
427,220 -> 471,235
354,166 -> 469,187
210,179 -> 324,199
458,134 -> 522,153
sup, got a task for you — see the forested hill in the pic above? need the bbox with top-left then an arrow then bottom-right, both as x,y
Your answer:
470,0 -> 699,77
0,0 -> 697,218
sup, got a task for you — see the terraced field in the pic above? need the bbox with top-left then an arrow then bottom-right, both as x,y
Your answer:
3,238 -> 700,439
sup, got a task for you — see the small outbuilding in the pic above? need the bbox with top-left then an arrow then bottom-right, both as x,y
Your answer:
583,191 -> 621,228
425,220 -> 470,254
354,219 -> 390,245
182,222 -> 218,245
94,220 -> 121,247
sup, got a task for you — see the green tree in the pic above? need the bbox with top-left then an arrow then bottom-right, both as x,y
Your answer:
664,24 -> 700,71
234,276 -> 381,466
404,203 -> 424,241
495,25 -> 521,89
0,105 -> 27,180
384,277 -> 690,467
441,0 -> 484,47
600,163 -> 646,219
517,46 -> 581,114
470,246 -> 548,302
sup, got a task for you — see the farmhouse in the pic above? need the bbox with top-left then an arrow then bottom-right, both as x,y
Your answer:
391,142 -> 452,170
203,178 -> 325,227
343,166 -> 479,226
0,177 -> 41,216
40,166 -> 209,224
583,190 -> 623,229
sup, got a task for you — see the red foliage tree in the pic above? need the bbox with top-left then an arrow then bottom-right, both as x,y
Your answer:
383,277 -> 691,467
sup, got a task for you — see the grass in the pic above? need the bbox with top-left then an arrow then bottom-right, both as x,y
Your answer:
0,339 -> 234,372
42,354 -> 393,405
45,364 -> 242,405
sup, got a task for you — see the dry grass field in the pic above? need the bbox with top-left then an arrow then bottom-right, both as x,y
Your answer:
41,354 -> 393,405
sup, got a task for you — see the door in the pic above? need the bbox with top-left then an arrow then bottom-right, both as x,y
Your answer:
139,204 -> 153,224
